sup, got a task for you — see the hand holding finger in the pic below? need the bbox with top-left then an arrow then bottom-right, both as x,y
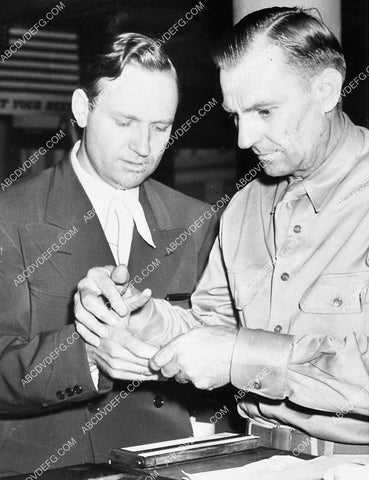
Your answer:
93,340 -> 159,379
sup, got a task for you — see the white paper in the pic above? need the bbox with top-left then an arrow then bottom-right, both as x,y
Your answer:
182,454 -> 366,480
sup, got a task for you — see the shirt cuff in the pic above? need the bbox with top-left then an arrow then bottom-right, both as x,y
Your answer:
89,363 -> 99,390
230,328 -> 294,399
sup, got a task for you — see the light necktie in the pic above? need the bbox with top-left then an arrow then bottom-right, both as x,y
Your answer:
105,189 -> 156,265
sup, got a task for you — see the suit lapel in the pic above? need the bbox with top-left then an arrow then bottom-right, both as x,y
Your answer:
26,164 -> 183,295
128,181 -> 183,298
25,158 -> 115,288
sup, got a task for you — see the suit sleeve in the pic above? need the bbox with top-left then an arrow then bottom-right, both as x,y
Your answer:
0,222 -> 111,414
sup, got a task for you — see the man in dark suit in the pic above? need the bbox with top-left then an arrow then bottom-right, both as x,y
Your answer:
0,33 -> 218,476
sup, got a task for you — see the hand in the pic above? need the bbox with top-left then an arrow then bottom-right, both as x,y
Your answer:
86,338 -> 160,382
75,265 -> 157,381
74,264 -> 151,346
323,463 -> 369,480
150,326 -> 238,390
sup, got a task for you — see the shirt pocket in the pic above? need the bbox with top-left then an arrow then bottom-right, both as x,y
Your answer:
229,270 -> 266,310
299,272 -> 369,314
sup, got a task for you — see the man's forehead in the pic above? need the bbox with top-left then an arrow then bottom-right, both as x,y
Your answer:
220,45 -> 299,109
98,64 -> 176,96
220,41 -> 285,85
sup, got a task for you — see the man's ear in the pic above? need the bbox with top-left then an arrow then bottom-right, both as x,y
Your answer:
312,68 -> 344,113
71,88 -> 90,128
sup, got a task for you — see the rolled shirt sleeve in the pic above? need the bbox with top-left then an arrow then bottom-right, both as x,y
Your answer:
231,328 -> 369,417
231,328 -> 294,399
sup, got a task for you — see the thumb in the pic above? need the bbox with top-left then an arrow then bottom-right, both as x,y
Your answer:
111,264 -> 130,285
150,342 -> 177,370
125,288 -> 152,313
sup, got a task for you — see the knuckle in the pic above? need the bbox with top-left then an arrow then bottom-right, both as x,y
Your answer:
88,266 -> 102,277
77,278 -> 87,290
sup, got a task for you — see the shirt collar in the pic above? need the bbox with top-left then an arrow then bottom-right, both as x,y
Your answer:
70,140 -> 139,207
270,112 -> 364,215
301,112 -> 364,213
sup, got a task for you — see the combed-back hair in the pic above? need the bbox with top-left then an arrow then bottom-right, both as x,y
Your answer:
212,7 -> 346,82
83,32 -> 178,107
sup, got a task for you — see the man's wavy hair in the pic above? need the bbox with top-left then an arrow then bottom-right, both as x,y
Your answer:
83,32 -> 178,107
212,7 -> 346,84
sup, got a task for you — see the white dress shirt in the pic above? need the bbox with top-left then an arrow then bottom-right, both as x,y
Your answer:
71,141 -> 155,266
71,141 -> 155,388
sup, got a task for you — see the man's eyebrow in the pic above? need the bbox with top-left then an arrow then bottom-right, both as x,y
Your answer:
151,118 -> 174,124
222,100 -> 276,113
112,111 -> 174,124
112,111 -> 138,120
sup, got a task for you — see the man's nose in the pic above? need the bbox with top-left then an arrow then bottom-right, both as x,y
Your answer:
129,126 -> 150,157
237,118 -> 261,150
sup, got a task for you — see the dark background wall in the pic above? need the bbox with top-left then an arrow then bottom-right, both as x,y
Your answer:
0,0 -> 367,201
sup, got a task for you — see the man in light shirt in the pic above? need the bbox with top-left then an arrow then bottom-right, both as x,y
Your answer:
75,7 -> 369,458
0,32 -> 219,475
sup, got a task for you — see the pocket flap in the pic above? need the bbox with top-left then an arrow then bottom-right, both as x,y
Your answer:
299,272 -> 369,314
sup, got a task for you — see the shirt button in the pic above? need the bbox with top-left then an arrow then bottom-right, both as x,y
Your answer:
293,225 -> 302,233
333,297 -> 343,307
56,390 -> 65,400
153,395 -> 164,408
281,272 -> 290,281
253,381 -> 262,390
274,325 -> 282,333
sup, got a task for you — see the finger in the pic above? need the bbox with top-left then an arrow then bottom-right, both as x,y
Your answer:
95,356 -> 157,380
94,350 -> 154,375
175,371 -> 190,384
76,322 -> 101,348
90,267 -> 129,317
150,342 -> 177,370
123,332 -> 159,359
161,361 -> 181,378
105,342 -> 152,367
74,304 -> 109,338
76,287 -> 122,326
110,264 -> 130,285
125,288 -> 152,312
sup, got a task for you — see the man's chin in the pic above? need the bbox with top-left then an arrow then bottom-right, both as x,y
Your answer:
115,173 -> 148,190
262,164 -> 292,178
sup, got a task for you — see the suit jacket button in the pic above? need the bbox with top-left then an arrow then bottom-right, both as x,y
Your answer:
153,395 -> 164,408
73,385 -> 83,395
65,387 -> 74,397
56,390 -> 65,400
87,403 -> 100,413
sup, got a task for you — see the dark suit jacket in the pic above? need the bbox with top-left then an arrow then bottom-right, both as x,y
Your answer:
0,157 -> 218,476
